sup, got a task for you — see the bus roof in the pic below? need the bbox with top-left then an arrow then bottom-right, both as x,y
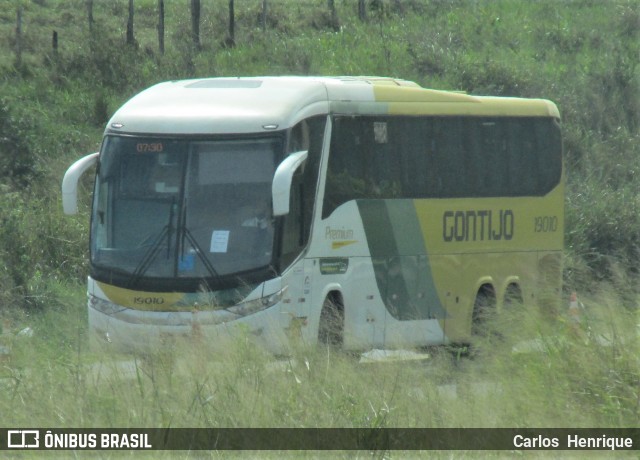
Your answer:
107,76 -> 560,135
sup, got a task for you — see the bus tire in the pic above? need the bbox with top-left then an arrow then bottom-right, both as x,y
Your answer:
471,285 -> 496,337
318,293 -> 344,348
504,283 -> 523,309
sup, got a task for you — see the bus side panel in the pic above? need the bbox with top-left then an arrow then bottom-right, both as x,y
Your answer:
342,255 -> 386,349
310,200 -> 450,348
356,200 -> 448,322
414,186 -> 564,340
308,201 -> 379,348
310,185 -> 562,347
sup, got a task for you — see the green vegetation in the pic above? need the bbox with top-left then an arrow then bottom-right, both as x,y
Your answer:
0,290 -> 638,456
0,0 -> 638,447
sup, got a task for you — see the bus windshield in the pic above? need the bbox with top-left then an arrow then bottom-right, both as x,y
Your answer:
91,135 -> 282,290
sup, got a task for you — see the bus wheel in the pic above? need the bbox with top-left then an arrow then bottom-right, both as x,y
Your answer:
318,293 -> 344,348
504,284 -> 523,309
471,285 -> 496,337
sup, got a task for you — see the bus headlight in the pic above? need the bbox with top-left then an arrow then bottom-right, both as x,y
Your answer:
226,286 -> 287,317
90,294 -> 127,315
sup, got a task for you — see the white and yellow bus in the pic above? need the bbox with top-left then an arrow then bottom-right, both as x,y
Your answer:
62,76 -> 563,353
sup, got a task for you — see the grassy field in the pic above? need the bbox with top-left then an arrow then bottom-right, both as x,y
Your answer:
0,0 -> 639,456
6,294 -> 640,428
0,286 -> 638,458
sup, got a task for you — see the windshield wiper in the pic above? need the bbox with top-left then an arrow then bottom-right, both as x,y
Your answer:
128,199 -> 176,289
177,203 -> 220,282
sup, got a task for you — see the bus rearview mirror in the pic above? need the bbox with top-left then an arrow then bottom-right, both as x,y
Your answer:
272,150 -> 308,216
62,152 -> 99,215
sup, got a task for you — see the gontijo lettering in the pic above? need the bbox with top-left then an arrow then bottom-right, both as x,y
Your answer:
443,209 -> 514,242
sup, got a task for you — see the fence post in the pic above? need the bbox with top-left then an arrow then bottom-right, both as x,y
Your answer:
358,0 -> 367,22
261,0 -> 267,32
126,0 -> 135,46
15,6 -> 23,68
227,0 -> 235,47
158,0 -> 165,54
87,0 -> 94,32
52,30 -> 58,55
191,0 -> 201,50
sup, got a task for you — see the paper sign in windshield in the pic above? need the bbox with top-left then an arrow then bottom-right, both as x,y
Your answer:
210,230 -> 230,253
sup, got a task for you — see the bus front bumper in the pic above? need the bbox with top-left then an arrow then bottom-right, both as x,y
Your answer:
87,294 -> 293,355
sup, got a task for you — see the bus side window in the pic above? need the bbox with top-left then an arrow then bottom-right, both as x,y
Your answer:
535,118 -> 562,193
508,119 -> 538,195
288,119 -> 310,153
323,117 -> 363,218
279,117 -> 325,269
434,118 -> 466,198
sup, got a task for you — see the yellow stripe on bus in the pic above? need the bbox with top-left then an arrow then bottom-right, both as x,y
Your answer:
97,281 -> 186,311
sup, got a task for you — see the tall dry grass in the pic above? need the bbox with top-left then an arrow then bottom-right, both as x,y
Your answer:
1,285 -> 637,434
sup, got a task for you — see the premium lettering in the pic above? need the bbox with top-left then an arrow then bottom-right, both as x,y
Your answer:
325,226 -> 354,240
